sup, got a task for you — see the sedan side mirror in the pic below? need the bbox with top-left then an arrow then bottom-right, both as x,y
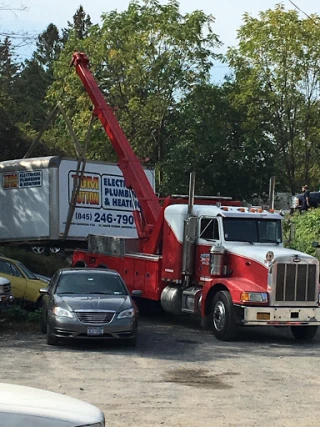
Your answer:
131,290 -> 142,297
39,288 -> 49,295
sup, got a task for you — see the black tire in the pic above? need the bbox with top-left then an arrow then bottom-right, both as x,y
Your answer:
290,325 -> 318,341
96,264 -> 108,269
46,326 -> 59,346
74,261 -> 86,268
210,291 -> 236,341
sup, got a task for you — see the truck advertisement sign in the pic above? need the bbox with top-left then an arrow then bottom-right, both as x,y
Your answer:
0,165 -> 50,241
59,159 -> 155,239
3,170 -> 42,190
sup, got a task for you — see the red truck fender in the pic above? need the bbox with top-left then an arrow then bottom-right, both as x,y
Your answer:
201,278 -> 266,318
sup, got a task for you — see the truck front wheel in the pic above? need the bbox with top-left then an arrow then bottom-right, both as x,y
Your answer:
290,325 -> 318,341
210,291 -> 236,341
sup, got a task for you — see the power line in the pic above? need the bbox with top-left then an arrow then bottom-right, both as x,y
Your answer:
288,0 -> 318,24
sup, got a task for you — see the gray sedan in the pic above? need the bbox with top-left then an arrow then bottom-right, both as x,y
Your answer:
40,268 -> 140,347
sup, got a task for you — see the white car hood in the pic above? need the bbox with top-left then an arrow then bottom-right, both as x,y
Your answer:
0,383 -> 104,425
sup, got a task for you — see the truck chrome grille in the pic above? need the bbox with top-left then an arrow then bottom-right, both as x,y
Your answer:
275,263 -> 317,302
75,311 -> 115,324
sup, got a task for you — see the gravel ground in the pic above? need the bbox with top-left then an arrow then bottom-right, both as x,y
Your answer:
1,314 -> 320,427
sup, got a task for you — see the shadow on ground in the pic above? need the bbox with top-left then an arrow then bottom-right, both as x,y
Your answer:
1,309 -> 319,363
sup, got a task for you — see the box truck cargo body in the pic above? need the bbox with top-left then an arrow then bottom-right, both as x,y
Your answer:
0,157 -> 155,245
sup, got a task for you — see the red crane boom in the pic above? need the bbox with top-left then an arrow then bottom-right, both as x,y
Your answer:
70,52 -> 161,239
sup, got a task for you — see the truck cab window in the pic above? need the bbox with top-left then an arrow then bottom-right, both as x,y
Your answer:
200,218 -> 219,240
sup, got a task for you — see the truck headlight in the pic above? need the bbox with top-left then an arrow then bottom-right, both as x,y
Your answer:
241,292 -> 268,304
117,309 -> 135,319
53,307 -> 73,318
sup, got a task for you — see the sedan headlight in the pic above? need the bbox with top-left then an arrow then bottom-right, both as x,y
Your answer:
117,308 -> 135,319
241,292 -> 268,304
53,307 -> 73,318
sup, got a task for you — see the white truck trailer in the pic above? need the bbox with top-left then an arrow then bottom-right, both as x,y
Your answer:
0,156 -> 155,252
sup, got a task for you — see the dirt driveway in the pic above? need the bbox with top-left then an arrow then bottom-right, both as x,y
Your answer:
1,314 -> 320,427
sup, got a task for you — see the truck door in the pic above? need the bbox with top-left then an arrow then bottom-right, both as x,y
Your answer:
197,217 -> 221,277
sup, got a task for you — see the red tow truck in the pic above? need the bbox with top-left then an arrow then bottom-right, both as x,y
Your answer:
71,52 -> 320,341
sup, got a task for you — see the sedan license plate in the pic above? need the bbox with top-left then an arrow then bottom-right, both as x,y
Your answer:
87,327 -> 104,336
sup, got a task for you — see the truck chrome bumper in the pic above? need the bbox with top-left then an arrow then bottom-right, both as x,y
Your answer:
242,306 -> 320,326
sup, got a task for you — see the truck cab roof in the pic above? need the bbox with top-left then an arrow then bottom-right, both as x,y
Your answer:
165,204 -> 283,220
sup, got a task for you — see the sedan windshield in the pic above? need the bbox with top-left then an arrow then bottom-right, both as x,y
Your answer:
56,272 -> 128,295
223,218 -> 282,243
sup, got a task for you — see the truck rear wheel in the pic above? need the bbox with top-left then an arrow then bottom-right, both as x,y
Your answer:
210,291 -> 236,341
290,325 -> 318,341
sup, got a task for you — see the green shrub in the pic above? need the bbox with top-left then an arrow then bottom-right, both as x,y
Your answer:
0,247 -> 70,277
1,306 -> 42,323
285,208 -> 320,256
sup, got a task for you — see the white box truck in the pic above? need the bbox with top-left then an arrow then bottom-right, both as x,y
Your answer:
0,156 -> 155,251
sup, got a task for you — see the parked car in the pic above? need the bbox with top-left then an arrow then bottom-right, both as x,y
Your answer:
0,277 -> 14,310
0,382 -> 105,426
0,256 -> 48,307
40,268 -> 140,346
292,191 -> 320,212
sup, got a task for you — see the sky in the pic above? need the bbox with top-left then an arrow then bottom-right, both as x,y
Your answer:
2,0 -> 320,82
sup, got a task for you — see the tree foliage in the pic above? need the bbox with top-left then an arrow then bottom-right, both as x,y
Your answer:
286,209 -> 320,256
227,5 -> 320,194
2,3 -> 320,202
63,6 -> 93,41
162,81 -> 276,197
47,0 -> 221,178
0,37 -> 19,110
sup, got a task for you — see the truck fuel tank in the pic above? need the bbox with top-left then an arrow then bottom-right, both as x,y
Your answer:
210,245 -> 225,276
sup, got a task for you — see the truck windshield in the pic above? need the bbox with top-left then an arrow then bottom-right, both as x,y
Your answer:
223,218 -> 282,243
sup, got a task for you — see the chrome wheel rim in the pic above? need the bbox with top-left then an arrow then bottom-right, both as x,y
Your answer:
32,246 -> 45,254
213,301 -> 226,332
50,247 -> 60,254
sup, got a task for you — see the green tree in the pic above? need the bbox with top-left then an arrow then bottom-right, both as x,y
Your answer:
63,6 -> 93,41
161,82 -> 276,198
0,106 -> 29,160
14,24 -> 62,131
0,37 -> 19,110
34,23 -> 62,75
47,0 -> 221,176
227,5 -> 320,194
